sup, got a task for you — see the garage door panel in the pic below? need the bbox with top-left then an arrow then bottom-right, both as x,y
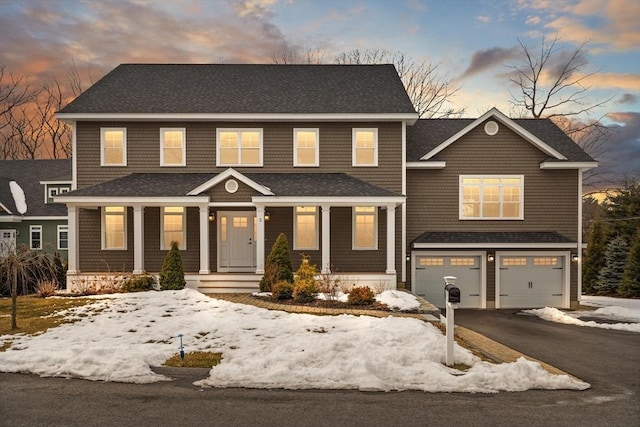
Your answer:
499,256 -> 564,308
415,256 -> 481,308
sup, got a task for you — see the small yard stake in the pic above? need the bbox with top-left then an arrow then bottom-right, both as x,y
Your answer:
178,333 -> 185,361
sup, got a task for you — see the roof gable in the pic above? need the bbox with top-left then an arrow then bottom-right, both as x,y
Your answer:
188,169 -> 274,196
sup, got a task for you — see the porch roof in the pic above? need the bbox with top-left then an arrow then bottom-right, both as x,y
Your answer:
412,231 -> 576,248
57,172 -> 402,200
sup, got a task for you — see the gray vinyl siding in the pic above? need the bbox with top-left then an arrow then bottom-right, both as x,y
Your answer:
78,207 -> 134,272
204,181 -> 260,201
75,122 -> 403,193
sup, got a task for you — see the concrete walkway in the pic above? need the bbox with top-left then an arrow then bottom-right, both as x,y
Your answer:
209,293 -> 575,378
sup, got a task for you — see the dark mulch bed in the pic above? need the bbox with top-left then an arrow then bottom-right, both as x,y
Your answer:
252,295 -> 420,313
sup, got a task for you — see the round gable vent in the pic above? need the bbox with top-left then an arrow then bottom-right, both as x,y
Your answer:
225,179 -> 239,194
484,120 -> 499,136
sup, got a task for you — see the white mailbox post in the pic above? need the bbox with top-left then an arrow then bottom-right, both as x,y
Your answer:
443,275 -> 460,366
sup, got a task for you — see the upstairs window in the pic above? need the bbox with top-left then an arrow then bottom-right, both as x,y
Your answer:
353,206 -> 377,250
30,225 -> 42,250
160,128 -> 186,166
162,207 -> 185,250
103,206 -> 126,250
294,206 -> 318,250
460,176 -> 523,220
352,128 -> 378,167
101,128 -> 126,166
294,128 -> 319,167
217,129 -> 263,167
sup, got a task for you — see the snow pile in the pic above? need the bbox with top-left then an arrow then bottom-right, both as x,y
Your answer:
0,290 -> 588,392
524,307 -> 640,333
9,181 -> 27,214
375,290 -> 421,311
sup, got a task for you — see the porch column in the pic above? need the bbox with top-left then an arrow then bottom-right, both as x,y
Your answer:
66,205 -> 79,275
199,204 -> 210,274
321,205 -> 331,274
386,204 -> 396,274
133,205 -> 144,274
255,206 -> 265,274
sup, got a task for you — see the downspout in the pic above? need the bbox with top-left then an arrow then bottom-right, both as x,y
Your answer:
577,168 -> 583,303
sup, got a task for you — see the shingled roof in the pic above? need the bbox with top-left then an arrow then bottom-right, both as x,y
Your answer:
58,64 -> 417,116
406,117 -> 595,163
0,159 -> 72,217
59,172 -> 401,199
412,231 -> 576,246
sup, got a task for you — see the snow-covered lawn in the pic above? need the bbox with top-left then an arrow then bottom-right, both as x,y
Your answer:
0,289 -> 588,392
524,296 -> 640,333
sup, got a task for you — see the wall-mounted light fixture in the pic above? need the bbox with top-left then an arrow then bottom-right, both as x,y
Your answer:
208,208 -> 215,222
406,255 -> 411,262
487,253 -> 495,263
571,253 -> 579,263
264,210 -> 271,221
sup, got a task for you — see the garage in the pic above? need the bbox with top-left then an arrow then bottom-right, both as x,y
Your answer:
414,254 -> 483,308
498,254 -> 567,308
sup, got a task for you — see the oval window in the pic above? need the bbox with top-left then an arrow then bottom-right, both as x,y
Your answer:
225,179 -> 239,194
484,120 -> 499,136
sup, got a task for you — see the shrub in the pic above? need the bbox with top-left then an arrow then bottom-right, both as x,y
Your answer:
271,280 -> 294,300
295,255 -> 318,280
260,233 -> 293,292
160,241 -> 186,290
35,280 -> 58,297
293,279 -> 319,303
53,252 -> 67,289
347,286 -> 376,305
124,274 -> 157,293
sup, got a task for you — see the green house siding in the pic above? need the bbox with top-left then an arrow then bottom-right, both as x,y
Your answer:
0,220 -> 68,259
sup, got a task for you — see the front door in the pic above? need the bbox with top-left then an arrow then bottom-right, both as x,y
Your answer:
217,211 -> 256,272
0,229 -> 16,257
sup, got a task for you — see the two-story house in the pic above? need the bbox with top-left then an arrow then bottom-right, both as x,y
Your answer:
55,64 -> 596,309
0,159 -> 72,258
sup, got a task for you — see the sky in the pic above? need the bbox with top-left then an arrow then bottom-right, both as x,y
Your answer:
0,288 -> 595,390
0,0 -> 638,185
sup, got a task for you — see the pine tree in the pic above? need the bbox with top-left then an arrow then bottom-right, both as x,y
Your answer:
159,241 -> 186,290
618,231 -> 640,298
594,235 -> 629,295
582,221 -> 607,294
259,233 -> 293,292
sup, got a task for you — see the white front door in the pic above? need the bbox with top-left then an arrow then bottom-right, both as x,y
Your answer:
217,211 -> 256,272
0,229 -> 16,257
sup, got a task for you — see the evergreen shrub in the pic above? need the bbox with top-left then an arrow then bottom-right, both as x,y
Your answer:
160,241 -> 186,290
347,286 -> 376,305
272,280 -> 294,300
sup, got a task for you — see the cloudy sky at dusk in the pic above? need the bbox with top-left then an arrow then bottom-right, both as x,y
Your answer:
0,0 -> 638,185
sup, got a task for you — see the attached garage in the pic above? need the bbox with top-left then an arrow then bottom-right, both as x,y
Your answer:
413,253 -> 484,308
496,253 -> 569,309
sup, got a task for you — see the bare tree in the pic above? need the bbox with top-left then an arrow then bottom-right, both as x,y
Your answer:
507,36 -> 614,187
271,46 -> 327,65
335,49 -> 463,118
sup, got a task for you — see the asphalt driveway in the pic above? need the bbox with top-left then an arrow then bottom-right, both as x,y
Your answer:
455,309 -> 640,421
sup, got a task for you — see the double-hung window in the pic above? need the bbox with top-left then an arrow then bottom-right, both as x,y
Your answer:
353,206 -> 377,250
30,225 -> 42,250
103,207 -> 126,250
294,206 -> 318,250
57,225 -> 69,250
460,175 -> 524,219
101,128 -> 126,166
217,129 -> 263,167
162,207 -> 185,250
352,128 -> 378,167
160,128 -> 186,166
294,128 -> 319,167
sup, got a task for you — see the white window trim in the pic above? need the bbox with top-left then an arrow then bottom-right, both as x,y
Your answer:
459,175 -> 524,220
161,207 -> 187,250
352,207 -> 378,250
101,207 -> 127,250
160,128 -> 186,167
47,187 -> 58,204
216,128 -> 264,167
100,127 -> 127,166
293,128 -> 319,167
30,225 -> 43,250
294,206 -> 319,250
352,128 -> 378,167
57,224 -> 69,250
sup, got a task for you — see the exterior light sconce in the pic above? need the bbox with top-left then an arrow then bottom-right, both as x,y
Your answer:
487,253 -> 495,263
406,255 -> 411,262
208,209 -> 215,222
264,211 -> 271,221
571,253 -> 579,263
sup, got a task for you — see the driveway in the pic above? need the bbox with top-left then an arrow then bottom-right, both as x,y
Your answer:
455,309 -> 640,423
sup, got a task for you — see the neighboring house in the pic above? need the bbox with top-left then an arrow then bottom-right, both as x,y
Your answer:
0,159 -> 72,258
55,64 -> 596,308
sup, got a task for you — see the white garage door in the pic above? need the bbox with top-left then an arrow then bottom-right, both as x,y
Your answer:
415,255 -> 482,308
499,256 -> 564,308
